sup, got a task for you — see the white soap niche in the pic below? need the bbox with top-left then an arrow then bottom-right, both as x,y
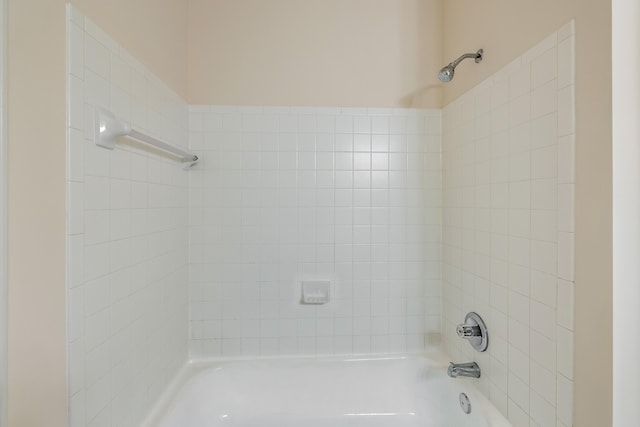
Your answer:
301,281 -> 331,304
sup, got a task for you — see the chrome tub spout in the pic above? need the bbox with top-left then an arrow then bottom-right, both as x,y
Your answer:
447,362 -> 481,378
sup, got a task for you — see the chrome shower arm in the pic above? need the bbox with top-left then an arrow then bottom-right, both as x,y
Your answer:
438,49 -> 484,83
450,49 -> 484,68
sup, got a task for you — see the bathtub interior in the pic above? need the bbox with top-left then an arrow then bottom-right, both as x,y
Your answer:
145,356 -> 510,427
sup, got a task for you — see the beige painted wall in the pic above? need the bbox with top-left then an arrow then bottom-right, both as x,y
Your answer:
7,0 -> 67,426
71,0 -> 189,99
443,2 -> 613,427
188,0 -> 443,108
0,0 -> 6,424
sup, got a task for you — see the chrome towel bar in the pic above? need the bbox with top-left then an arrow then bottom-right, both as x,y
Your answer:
94,108 -> 199,169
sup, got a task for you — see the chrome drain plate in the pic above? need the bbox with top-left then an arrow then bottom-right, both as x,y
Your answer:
459,392 -> 472,414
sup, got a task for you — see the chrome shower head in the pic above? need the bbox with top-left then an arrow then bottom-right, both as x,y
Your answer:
438,49 -> 484,83
438,65 -> 455,83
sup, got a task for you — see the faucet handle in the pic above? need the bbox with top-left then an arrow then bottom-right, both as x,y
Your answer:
456,312 -> 489,352
456,324 -> 481,337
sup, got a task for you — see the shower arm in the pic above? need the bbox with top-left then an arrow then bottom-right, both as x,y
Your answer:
449,50 -> 484,68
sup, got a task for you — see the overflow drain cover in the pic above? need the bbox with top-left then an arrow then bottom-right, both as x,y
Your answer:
459,393 -> 472,414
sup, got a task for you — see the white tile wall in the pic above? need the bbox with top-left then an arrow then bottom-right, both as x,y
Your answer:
188,106 -> 442,358
441,22 -> 575,427
66,6 -> 190,427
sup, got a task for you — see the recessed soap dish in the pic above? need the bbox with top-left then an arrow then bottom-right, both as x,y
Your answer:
301,281 -> 330,304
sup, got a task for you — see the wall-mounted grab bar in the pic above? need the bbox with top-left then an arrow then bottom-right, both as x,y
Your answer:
94,108 -> 199,168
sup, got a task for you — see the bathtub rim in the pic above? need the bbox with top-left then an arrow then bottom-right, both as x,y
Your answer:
141,352 -> 512,427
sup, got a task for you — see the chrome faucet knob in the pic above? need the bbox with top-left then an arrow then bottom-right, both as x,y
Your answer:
456,324 -> 481,337
456,312 -> 489,352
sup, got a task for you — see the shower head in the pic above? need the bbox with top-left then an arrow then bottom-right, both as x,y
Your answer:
438,65 -> 456,83
438,49 -> 484,83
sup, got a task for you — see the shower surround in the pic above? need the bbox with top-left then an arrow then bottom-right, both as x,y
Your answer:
66,7 -> 190,427
66,5 -> 575,427
188,106 -> 442,358
441,22 -> 575,427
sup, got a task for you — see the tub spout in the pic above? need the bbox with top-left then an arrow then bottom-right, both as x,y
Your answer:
448,362 -> 481,378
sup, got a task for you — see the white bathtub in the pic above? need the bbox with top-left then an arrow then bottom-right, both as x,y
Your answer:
144,355 -> 512,427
